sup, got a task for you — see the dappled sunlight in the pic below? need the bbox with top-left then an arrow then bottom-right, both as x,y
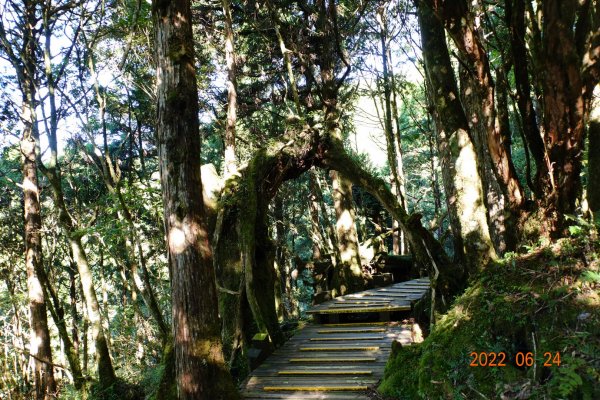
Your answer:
167,216 -> 211,256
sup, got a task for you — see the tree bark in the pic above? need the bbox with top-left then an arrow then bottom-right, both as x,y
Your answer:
377,7 -> 407,255
506,0 -> 545,192
153,0 -> 238,397
588,100 -> 600,218
418,1 -> 496,276
537,0 -> 596,235
16,3 -> 57,396
428,0 -> 525,219
222,0 -> 238,179
42,263 -> 84,388
213,206 -> 247,371
329,170 -> 364,295
459,65 -> 513,254
316,0 -> 364,295
21,99 -> 56,400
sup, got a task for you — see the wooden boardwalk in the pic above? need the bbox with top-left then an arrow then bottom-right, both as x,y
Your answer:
241,322 -> 413,399
308,278 -> 430,322
240,278 -> 429,399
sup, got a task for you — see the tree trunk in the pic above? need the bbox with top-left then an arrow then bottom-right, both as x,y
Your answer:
42,264 -> 84,388
537,0 -> 595,235
312,171 -> 338,259
39,9 -> 117,385
70,236 -> 116,386
506,0 -> 545,194
588,101 -> 600,218
222,0 -> 238,179
153,0 -> 238,397
329,170 -> 364,295
459,65 -> 513,254
429,0 -> 525,218
313,0 -> 364,296
273,195 -> 286,321
213,206 -> 247,371
18,6 -> 56,394
377,7 -> 407,255
21,118 -> 56,400
308,174 -> 325,260
418,1 -> 496,276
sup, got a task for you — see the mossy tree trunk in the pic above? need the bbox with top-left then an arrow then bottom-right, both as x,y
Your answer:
214,206 -> 248,371
427,0 -> 525,224
153,0 -> 239,397
418,1 -> 496,277
535,0 -> 598,236
459,65 -> 514,254
217,125 -> 462,316
273,195 -> 286,321
329,170 -> 365,296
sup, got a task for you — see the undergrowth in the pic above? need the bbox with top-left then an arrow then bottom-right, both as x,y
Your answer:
379,231 -> 600,399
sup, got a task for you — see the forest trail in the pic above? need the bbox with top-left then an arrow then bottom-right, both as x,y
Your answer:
241,279 -> 429,399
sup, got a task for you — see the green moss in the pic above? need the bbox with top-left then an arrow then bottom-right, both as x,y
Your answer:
379,238 -> 600,399
146,341 -> 177,400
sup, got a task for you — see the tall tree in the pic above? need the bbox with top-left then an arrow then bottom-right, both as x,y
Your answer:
588,100 -> 600,217
13,2 -> 57,397
535,0 -> 599,235
376,4 -> 408,255
152,0 -> 238,397
222,0 -> 238,179
418,0 -> 496,275
35,2 -> 117,387
315,0 -> 364,296
426,0 -> 524,252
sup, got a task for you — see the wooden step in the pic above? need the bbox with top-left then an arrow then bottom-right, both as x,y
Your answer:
263,385 -> 368,392
332,301 -> 390,305
299,346 -> 379,351
278,370 -> 372,375
244,392 -> 369,399
309,336 -> 384,341
329,303 -> 389,308
289,357 -> 377,362
311,305 -> 409,314
317,328 -> 386,334
321,322 -> 389,327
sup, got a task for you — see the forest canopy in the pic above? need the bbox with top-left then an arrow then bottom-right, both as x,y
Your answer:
0,0 -> 598,399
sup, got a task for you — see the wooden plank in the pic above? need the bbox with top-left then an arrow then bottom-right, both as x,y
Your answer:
243,392 -> 369,399
331,301 -> 390,305
321,322 -> 389,327
308,305 -> 409,314
317,328 -> 386,334
264,386 -> 369,392
329,303 -> 389,308
309,336 -> 384,341
242,280 -> 427,399
289,358 -> 377,362
299,346 -> 379,351
278,370 -> 372,375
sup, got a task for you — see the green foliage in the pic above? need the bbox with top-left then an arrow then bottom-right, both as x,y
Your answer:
88,379 -> 144,400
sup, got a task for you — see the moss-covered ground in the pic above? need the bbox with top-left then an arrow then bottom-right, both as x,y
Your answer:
378,234 -> 600,399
